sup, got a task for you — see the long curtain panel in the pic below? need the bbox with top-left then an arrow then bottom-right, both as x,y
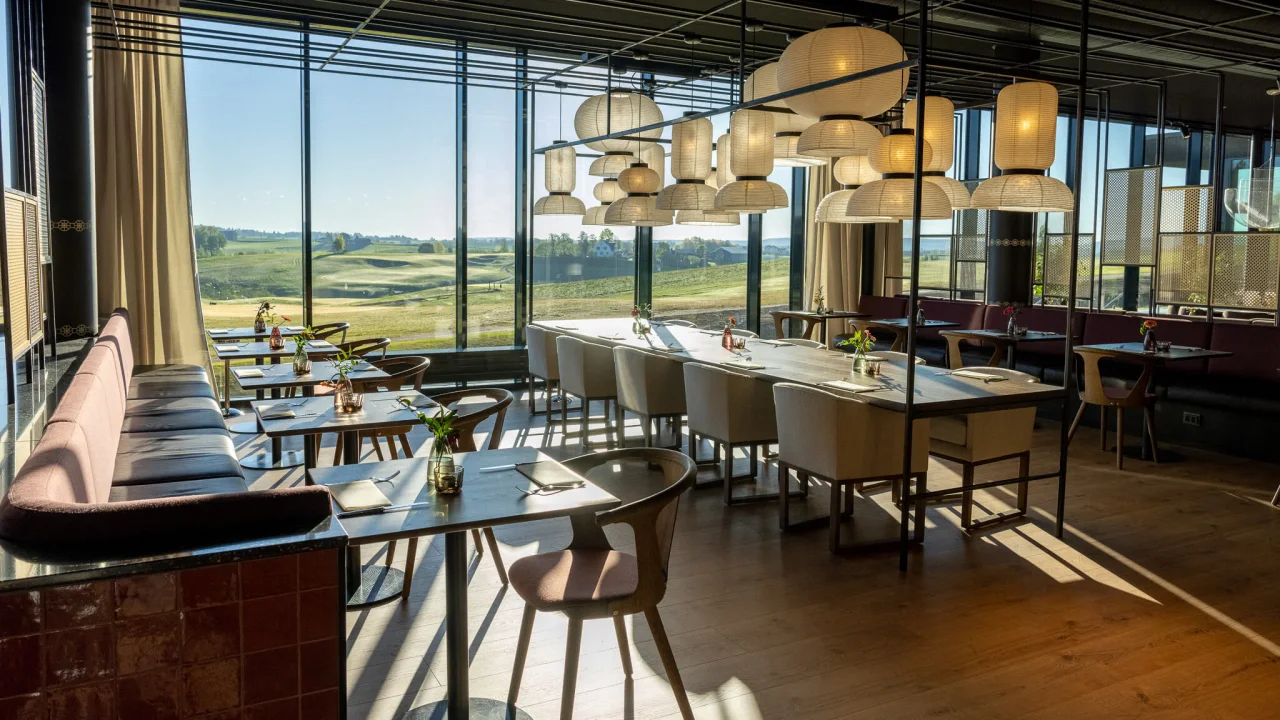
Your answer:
93,0 -> 210,369
804,164 -> 902,318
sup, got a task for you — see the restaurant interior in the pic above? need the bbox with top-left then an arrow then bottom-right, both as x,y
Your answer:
1,0 -> 1280,718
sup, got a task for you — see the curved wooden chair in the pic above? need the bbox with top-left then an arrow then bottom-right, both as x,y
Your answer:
1068,346 -> 1157,469
873,350 -> 926,365
506,448 -> 697,720
310,321 -> 350,343
661,318 -> 696,327
770,310 -> 820,341
324,356 -> 431,464
778,337 -> 824,349
335,336 -> 391,360
729,327 -> 759,339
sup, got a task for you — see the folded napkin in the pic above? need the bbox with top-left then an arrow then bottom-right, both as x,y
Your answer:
285,326 -> 305,331
258,405 -> 297,420
307,340 -> 335,348
233,368 -> 264,379
597,334 -> 625,340
208,329 -> 229,335
328,480 -> 392,512
214,344 -> 240,353
651,344 -> 685,353
756,339 -> 788,346
951,370 -> 1006,382
820,379 -> 880,393
722,361 -> 765,370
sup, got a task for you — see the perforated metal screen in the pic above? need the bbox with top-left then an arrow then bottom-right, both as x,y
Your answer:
1101,166 -> 1160,266
1160,185 -> 1213,234
1042,232 -> 1093,301
1210,233 -> 1280,310
1155,233 -> 1211,305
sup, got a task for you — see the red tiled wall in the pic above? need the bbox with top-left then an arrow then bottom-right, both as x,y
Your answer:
0,549 -> 341,720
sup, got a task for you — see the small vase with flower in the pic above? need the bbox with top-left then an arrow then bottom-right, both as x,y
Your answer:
328,349 -> 364,413
838,329 -> 877,373
1140,318 -> 1158,352
401,399 -> 463,494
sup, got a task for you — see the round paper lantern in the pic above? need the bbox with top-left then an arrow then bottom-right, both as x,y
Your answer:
588,151 -> 635,178
594,178 -> 624,203
832,154 -> 879,187
676,209 -> 740,226
777,25 -> 909,120
583,204 -> 609,225
616,163 -> 661,195
745,62 -> 814,134
533,194 -> 586,216
992,81 -> 1057,171
728,110 -> 774,178
815,189 -> 890,223
971,173 -> 1073,212
715,179 -> 787,214
655,182 -> 717,211
604,195 -> 671,226
670,115 -> 713,179
640,143 -> 666,181
715,133 -> 732,188
774,133 -> 826,167
902,96 -> 955,172
925,175 -> 971,209
869,130 -> 933,175
574,92 -> 663,153
846,178 -> 952,220
796,117 -> 880,158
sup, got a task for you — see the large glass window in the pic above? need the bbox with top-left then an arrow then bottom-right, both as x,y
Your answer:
308,37 -> 456,350
467,58 -> 517,347
760,166 -> 794,338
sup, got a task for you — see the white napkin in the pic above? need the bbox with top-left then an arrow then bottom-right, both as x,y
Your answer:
652,344 -> 685,353
307,340 -> 335,348
285,326 -> 305,331
722,361 -> 764,370
597,334 -> 625,340
820,379 -> 880,393
214,344 -> 240,353
234,368 -> 264,378
208,329 -> 229,335
258,405 -> 297,420
951,370 -> 1006,382
756,339 -> 788,346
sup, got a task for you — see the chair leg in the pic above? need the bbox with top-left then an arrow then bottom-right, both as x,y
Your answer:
1143,403 -> 1160,464
372,435 -> 386,461
507,604 -> 536,709
400,537 -> 418,601
644,607 -> 694,720
642,413 -> 653,447
483,528 -> 508,585
1067,401 -> 1087,444
560,616 -> 584,720
398,433 -> 413,458
471,528 -> 485,556
614,402 -> 626,448
721,444 -> 734,506
914,473 -> 928,543
829,480 -> 842,553
749,444 -> 758,478
1115,407 -> 1125,470
960,463 -> 975,529
1272,484 -> 1280,507
613,615 -> 633,676
331,434 -> 342,466
1100,405 -> 1108,451
527,374 -> 535,413
778,461 -> 790,530
385,540 -> 396,567
559,391 -> 569,447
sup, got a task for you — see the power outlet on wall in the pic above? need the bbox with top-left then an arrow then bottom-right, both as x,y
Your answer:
1182,412 -> 1202,427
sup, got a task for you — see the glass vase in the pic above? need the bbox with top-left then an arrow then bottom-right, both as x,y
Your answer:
292,345 -> 311,375
268,326 -> 285,350
431,440 -> 463,494
851,347 -> 868,373
253,317 -> 267,334
1143,330 -> 1157,352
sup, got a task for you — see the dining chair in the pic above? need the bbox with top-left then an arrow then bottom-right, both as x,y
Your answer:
613,346 -> 686,450
335,336 -> 391,360
310,321 -> 350,343
1068,346 -> 1157,469
769,310 -> 819,341
323,356 -> 431,465
773,382 -> 931,552
661,319 -> 697,327
527,325 -> 562,416
506,448 -> 697,720
928,367 -> 1038,530
874,350 -> 926,365
683,362 -> 781,505
778,338 -> 824,349
555,335 -> 621,448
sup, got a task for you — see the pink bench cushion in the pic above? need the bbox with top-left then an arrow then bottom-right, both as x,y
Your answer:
917,299 -> 983,340
97,309 -> 135,387
981,306 -> 1085,359
46,374 -> 119,501
1209,322 -> 1280,380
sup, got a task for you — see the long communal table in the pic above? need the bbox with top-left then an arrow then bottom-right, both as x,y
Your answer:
534,318 -> 1069,565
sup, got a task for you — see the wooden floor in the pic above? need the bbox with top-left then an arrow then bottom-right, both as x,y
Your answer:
240,395 -> 1280,720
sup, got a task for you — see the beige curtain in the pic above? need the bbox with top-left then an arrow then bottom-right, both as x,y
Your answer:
93,0 -> 210,370
803,165 -> 904,312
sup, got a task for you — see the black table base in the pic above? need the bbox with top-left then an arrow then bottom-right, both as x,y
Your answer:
345,563 -> 406,609
402,698 -> 533,720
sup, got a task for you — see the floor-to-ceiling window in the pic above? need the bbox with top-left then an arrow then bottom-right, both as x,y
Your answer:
467,52 -> 518,346
308,36 -> 456,350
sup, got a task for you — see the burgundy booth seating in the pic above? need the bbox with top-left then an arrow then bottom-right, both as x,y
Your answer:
971,305 -> 1086,381
889,298 -> 984,365
832,295 -> 906,351
0,308 -> 332,555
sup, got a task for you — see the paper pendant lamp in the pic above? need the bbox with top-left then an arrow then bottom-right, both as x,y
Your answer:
676,209 -> 740,226
815,188 -> 889,223
574,92 -> 663,154
589,151 -> 635,178
972,81 -> 1073,212
925,175 -> 971,210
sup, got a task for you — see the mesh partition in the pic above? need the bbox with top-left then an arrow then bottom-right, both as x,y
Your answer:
1210,233 -> 1280,310
1042,232 -> 1094,302
1155,233 -> 1211,305
1160,185 -> 1213,234
1101,166 -> 1160,266
952,179 -> 986,299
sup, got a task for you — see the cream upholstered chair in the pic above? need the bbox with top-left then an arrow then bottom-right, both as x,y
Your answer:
526,325 -> 561,416
555,335 -> 620,448
778,338 -> 824,349
683,362 -> 779,505
874,350 -> 926,365
613,346 -> 686,449
773,382 -> 931,552
929,367 -> 1038,530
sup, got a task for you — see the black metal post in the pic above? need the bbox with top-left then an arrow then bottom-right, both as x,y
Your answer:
1212,73 -> 1224,234
455,41 -> 468,348
634,227 -> 652,309
746,213 -> 762,334
1155,81 -> 1166,169
860,225 -> 876,297
301,26 -> 313,326
1057,0 -> 1089,540
514,48 -> 529,345
444,530 -> 469,717
788,168 -> 806,314
528,85 -> 537,326
899,0 -> 928,572
1186,131 -> 1202,186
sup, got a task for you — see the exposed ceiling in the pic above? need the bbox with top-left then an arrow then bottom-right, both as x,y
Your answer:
130,0 -> 1280,132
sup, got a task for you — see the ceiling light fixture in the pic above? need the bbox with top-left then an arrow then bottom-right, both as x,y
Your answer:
903,95 -> 970,210
971,81 -> 1074,213
716,110 -> 787,213
656,113 -> 717,211
815,154 -> 890,223
533,142 -> 586,216
847,129 -> 951,221
745,63 -> 823,167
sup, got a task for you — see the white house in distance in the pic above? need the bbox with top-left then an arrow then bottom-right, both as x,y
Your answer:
592,240 -> 616,258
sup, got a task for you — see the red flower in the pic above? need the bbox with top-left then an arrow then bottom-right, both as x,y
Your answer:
728,316 -> 737,326
1143,319 -> 1157,328
1003,305 -> 1015,317
280,315 -> 291,322
865,331 -> 875,343
630,307 -> 639,318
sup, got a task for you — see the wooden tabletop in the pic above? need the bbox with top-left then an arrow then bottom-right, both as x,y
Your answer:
536,318 -> 1064,417
943,328 -> 1068,343
307,447 -> 620,544
866,318 -> 961,329
232,361 -> 390,391
1076,342 -> 1233,362
212,340 -> 342,361
207,326 -> 307,341
772,309 -> 870,320
252,390 -> 437,437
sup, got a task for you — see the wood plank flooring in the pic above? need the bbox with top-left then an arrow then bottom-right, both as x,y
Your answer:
240,394 -> 1280,720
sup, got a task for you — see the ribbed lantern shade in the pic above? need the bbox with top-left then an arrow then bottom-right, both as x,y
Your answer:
745,62 -> 813,133
926,175 -> 972,209
655,183 -> 717,211
647,206 -> 676,227
670,116 -> 713,178
716,179 -> 788,214
971,173 -> 1073,212
902,96 -> 955,172
583,204 -> 609,225
728,110 -> 774,178
776,26 -> 909,120
833,154 -> 880,187
616,163 -> 661,195
544,143 -> 576,193
869,131 -> 933,174
533,194 -> 586,216
705,168 -> 720,190
677,209 -> 740,226
816,188 -> 890,223
992,82 -> 1058,170
640,143 -> 666,180
715,133 -> 732,188
847,179 -> 952,220
574,92 -> 663,153
774,133 -> 826,167
605,196 -> 671,226
588,152 -> 635,178
594,178 -> 625,203
797,117 -> 881,158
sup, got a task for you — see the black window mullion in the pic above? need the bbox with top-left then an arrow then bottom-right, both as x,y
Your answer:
455,40 -> 468,348
746,213 -> 762,333
513,48 -> 529,345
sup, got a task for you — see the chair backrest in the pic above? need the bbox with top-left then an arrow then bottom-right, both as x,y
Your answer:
311,322 -> 350,343
430,388 -> 515,451
778,338 -> 823,349
874,350 -> 926,365
681,362 -> 777,444
526,325 -> 560,380
773,382 -> 929,480
563,448 -> 696,610
661,319 -> 696,328
555,335 -> 617,399
769,311 -> 816,341
337,337 -> 391,360
357,355 -> 430,393
613,346 -> 687,417
1073,346 -> 1150,406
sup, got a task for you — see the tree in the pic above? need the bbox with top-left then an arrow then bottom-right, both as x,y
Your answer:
418,242 -> 436,254
194,225 -> 227,258
498,238 -> 510,253
333,233 -> 346,254
578,231 -> 594,257
599,228 -> 616,243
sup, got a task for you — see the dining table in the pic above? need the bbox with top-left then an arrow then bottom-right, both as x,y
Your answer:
205,325 -> 308,342
941,328 -> 1068,369
770,309 -> 870,348
308,446 -> 620,718
213,339 -> 343,434
252,389 -> 436,471
860,317 -> 962,351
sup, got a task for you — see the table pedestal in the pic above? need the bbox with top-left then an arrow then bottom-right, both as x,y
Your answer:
344,544 -> 406,609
